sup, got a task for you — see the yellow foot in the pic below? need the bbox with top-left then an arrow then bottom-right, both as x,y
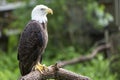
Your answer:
35,62 -> 48,73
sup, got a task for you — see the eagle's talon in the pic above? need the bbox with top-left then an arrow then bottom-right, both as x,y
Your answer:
35,62 -> 48,73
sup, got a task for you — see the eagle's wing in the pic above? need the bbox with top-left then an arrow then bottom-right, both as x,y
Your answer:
18,20 -> 44,76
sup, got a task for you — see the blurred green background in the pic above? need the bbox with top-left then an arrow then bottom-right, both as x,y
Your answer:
0,0 -> 119,80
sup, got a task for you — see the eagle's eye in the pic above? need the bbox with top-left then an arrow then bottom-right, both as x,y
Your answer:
40,8 -> 45,11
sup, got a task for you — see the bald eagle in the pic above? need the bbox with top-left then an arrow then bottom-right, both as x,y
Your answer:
18,5 -> 53,76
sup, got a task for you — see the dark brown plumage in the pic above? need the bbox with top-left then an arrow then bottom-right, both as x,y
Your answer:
18,20 -> 48,76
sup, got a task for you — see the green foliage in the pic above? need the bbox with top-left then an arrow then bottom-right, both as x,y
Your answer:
65,54 -> 117,80
2,28 -> 19,54
43,46 -> 80,65
84,1 -> 113,29
110,55 -> 120,79
0,51 -> 19,80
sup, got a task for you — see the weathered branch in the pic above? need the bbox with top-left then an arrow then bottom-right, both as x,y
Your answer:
58,44 -> 111,67
19,65 -> 90,80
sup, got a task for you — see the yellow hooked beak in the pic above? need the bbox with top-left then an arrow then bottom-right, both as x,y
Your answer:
46,8 -> 53,15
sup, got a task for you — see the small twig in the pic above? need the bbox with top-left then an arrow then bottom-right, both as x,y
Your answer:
58,44 -> 111,67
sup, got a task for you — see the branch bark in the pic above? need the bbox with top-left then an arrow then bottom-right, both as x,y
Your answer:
58,44 -> 111,67
19,65 -> 90,80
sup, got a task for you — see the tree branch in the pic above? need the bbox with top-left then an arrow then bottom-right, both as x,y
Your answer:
19,65 -> 90,80
19,44 -> 110,80
58,44 -> 111,67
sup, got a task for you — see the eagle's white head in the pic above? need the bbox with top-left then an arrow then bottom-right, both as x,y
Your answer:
31,5 -> 53,23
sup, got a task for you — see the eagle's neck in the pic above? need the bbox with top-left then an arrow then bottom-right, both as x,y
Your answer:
31,15 -> 47,23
